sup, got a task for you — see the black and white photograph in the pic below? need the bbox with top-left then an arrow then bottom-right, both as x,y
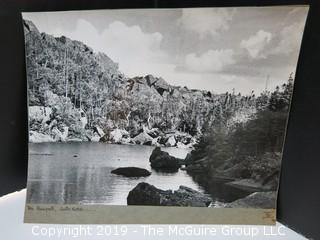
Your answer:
23,6 -> 308,213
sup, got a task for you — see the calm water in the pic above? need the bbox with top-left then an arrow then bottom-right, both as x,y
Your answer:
27,142 -> 205,205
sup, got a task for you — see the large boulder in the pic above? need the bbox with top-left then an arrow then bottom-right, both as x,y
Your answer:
90,132 -> 101,142
144,75 -> 170,96
110,129 -> 130,144
127,182 -> 212,207
145,128 -> 160,138
132,131 -> 153,145
225,191 -> 276,209
173,186 -> 213,207
52,126 -> 68,142
94,126 -> 105,137
111,167 -> 151,177
149,147 -> 181,172
127,182 -> 172,206
29,106 -> 52,123
176,142 -> 189,149
29,131 -> 54,143
165,135 -> 176,147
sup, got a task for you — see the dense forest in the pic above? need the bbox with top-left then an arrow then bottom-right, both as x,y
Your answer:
185,76 -> 293,198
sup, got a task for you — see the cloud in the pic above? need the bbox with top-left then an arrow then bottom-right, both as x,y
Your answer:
239,9 -> 307,61
267,7 -> 307,57
51,19 -> 165,77
179,8 -> 235,38
272,21 -> 305,55
240,30 -> 272,59
184,49 -> 235,73
42,7 -> 307,94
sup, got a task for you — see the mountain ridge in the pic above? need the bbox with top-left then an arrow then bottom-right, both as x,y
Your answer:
24,19 -> 264,147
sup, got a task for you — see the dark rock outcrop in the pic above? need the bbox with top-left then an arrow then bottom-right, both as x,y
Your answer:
127,182 -> 212,207
149,147 -> 181,172
146,128 -> 160,138
225,191 -> 276,209
184,157 -> 209,173
111,167 -> 151,177
173,185 -> 213,207
127,182 -> 171,206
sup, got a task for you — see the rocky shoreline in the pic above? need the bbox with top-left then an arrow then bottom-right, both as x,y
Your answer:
108,147 -> 276,209
29,106 -> 197,148
225,191 -> 277,209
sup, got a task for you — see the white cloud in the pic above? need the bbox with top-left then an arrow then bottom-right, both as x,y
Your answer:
272,21 -> 305,55
240,30 -> 272,59
51,19 -> 165,77
185,49 -> 235,72
179,8 -> 235,38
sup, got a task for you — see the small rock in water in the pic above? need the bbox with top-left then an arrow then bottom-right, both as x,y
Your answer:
111,167 -> 151,177
73,155 -> 78,157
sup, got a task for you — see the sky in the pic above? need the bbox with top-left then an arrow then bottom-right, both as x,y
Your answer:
23,6 -> 308,94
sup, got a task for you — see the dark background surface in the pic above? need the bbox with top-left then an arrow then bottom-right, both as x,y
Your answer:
0,0 -> 319,239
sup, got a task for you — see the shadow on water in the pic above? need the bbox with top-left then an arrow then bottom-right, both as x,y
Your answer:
151,168 -> 179,173
188,173 -> 254,203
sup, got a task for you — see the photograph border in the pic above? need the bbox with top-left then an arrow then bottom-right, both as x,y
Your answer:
22,5 -> 307,225
24,204 -> 276,224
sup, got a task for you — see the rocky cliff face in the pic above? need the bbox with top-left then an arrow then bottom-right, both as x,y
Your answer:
24,20 -> 257,147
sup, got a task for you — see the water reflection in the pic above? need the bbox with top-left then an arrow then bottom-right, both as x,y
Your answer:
27,143 -> 201,205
